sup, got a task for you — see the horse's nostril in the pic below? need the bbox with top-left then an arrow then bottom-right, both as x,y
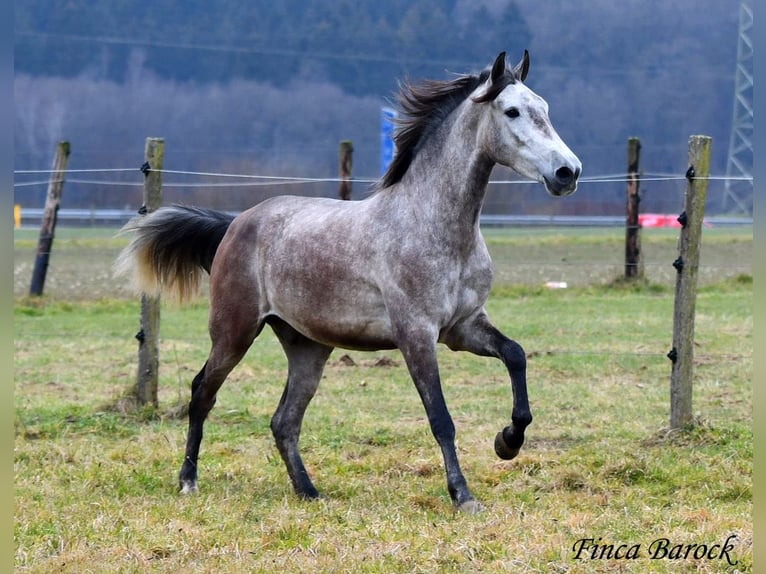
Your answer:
555,166 -> 574,184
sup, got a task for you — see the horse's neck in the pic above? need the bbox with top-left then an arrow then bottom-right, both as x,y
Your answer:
399,108 -> 494,234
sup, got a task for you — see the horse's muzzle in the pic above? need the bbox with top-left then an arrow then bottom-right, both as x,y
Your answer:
544,166 -> 580,197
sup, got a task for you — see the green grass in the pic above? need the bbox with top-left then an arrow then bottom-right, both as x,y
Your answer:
14,227 -> 752,572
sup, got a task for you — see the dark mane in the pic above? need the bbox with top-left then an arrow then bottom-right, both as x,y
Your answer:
377,69 -> 491,189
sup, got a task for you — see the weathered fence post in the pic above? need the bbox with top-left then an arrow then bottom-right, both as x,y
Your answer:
29,141 -> 70,296
136,138 -> 164,407
668,135 -> 712,429
624,137 -> 643,280
339,140 -> 353,200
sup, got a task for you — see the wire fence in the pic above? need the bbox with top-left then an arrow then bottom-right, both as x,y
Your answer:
13,164 -> 752,363
12,166 -> 756,185
12,165 -> 755,230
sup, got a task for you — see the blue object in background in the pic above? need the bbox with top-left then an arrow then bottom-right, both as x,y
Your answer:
381,107 -> 397,175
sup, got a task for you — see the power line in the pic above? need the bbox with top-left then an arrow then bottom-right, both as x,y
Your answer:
16,30 -> 735,79
14,31 -> 487,70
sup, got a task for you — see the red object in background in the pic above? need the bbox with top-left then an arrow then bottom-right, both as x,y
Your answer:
638,214 -> 712,228
639,213 -> 681,228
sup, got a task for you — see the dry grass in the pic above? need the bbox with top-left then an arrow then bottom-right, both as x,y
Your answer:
14,226 -> 752,572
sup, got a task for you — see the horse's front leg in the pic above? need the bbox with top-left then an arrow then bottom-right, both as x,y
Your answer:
397,327 -> 482,513
443,311 -> 532,461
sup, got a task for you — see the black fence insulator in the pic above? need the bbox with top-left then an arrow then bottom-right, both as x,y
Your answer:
685,165 -> 695,180
137,204 -> 147,215
140,161 -> 151,176
672,257 -> 684,272
677,211 -> 688,228
135,329 -> 145,344
667,347 -> 678,363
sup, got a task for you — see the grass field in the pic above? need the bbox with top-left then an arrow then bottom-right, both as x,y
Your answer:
14,225 -> 752,572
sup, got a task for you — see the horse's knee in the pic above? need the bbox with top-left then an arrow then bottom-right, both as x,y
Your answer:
270,415 -> 296,446
502,339 -> 526,371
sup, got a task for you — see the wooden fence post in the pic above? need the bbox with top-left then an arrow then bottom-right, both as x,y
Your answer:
624,137 -> 643,280
29,141 -> 70,296
339,140 -> 353,200
669,135 -> 712,429
136,138 -> 164,407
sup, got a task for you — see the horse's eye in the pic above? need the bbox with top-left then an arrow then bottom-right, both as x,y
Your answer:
505,107 -> 520,119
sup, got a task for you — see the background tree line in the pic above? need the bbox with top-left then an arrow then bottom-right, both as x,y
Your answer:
14,0 -> 742,214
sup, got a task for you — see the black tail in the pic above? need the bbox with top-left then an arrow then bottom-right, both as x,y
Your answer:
114,205 -> 236,302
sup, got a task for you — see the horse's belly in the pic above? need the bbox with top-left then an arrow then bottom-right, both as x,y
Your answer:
275,314 -> 397,351
268,284 -> 397,351
303,322 -> 398,351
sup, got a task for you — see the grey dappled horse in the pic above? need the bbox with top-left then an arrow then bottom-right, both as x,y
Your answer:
115,51 -> 581,512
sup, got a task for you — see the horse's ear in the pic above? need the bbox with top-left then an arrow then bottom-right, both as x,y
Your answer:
473,51 -> 509,103
490,51 -> 507,83
514,50 -> 530,82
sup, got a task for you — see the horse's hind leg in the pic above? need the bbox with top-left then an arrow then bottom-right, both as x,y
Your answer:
268,318 -> 333,499
178,319 -> 261,494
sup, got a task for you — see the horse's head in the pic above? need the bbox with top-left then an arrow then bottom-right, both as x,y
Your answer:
472,51 -> 581,197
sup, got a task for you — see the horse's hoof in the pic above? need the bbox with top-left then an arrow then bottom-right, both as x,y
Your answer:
179,479 -> 198,495
296,488 -> 322,501
457,499 -> 485,514
494,430 -> 521,460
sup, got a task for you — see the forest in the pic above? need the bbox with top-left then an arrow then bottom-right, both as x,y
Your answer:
14,0 -> 745,215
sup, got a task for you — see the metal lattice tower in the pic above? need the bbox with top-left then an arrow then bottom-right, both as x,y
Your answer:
722,2 -> 753,215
